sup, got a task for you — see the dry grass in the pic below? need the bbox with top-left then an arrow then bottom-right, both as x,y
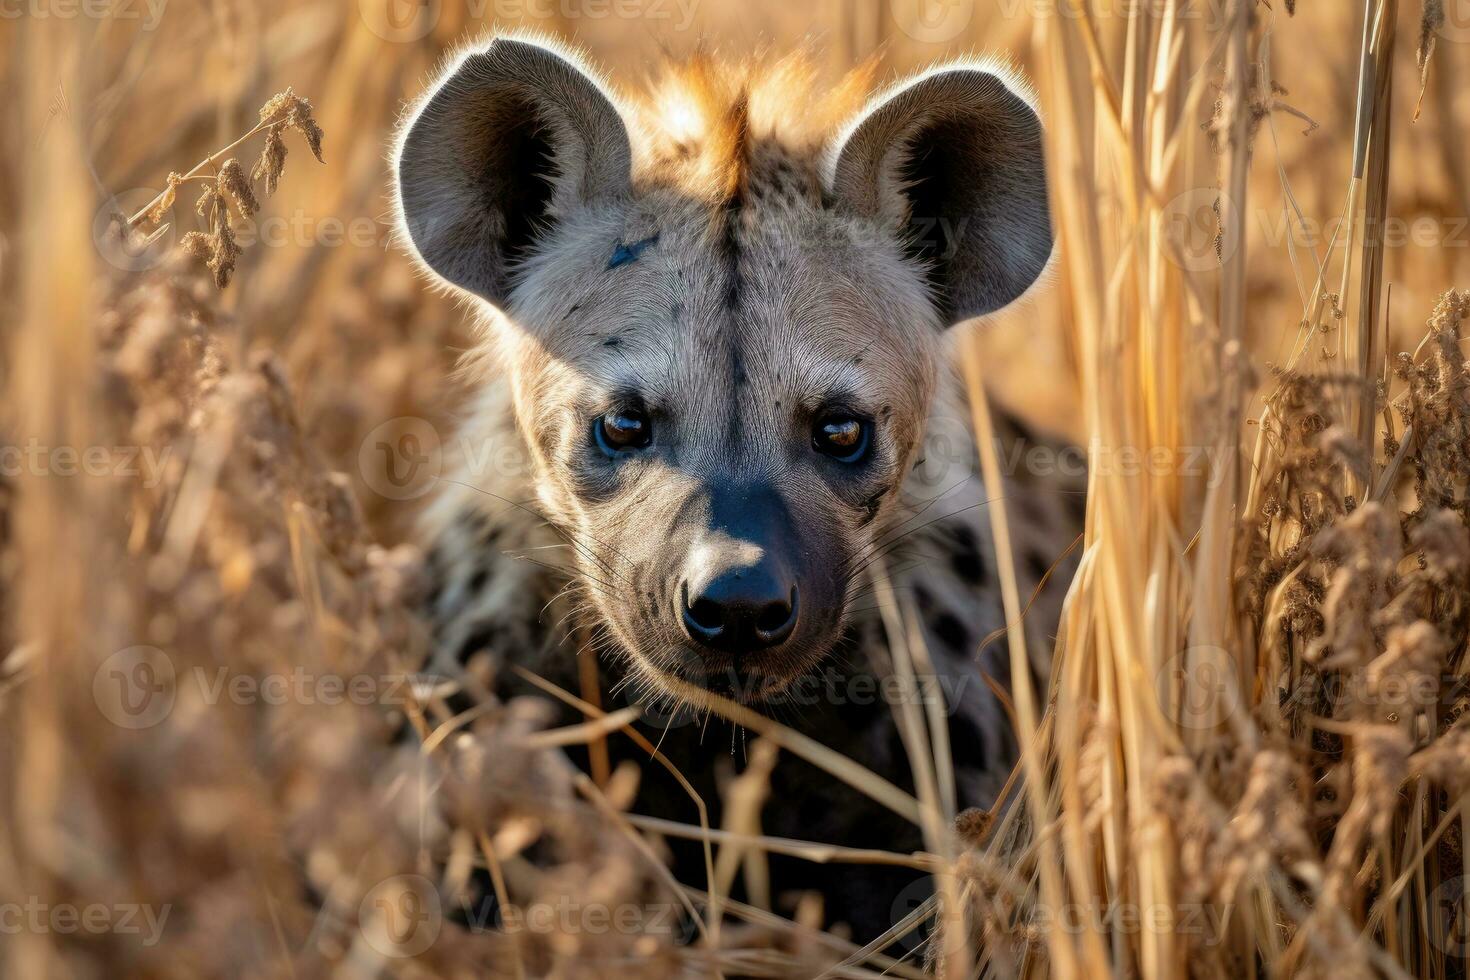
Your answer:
4,1 -> 1470,978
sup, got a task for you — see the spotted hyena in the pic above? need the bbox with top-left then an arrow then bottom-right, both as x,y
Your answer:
394,34 -> 1081,941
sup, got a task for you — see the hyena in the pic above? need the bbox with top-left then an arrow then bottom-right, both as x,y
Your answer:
394,34 -> 1082,941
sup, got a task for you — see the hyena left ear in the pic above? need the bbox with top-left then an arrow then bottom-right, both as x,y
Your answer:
826,65 -> 1053,323
395,37 -> 632,304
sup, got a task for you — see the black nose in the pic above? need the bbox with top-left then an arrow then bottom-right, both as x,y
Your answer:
681,568 -> 799,653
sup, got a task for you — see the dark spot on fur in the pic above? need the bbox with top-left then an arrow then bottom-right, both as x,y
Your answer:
949,525 -> 986,585
607,233 -> 660,269
1014,491 -> 1048,525
1066,489 -> 1087,525
603,336 -> 621,348
469,567 -> 489,592
859,488 -> 889,527
914,586 -> 935,613
947,713 -> 987,767
984,649 -> 1013,690
933,613 -> 968,651
456,623 -> 510,664
1026,548 -> 1053,582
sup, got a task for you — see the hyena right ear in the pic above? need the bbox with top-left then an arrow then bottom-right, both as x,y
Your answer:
395,37 -> 632,304
826,63 -> 1052,324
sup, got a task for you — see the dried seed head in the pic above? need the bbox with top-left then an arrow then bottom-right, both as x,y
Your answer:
288,102 -> 325,164
179,231 -> 214,262
1413,508 -> 1470,584
257,87 -> 298,126
954,807 -> 994,847
146,172 -> 184,226
252,129 -> 288,196
207,216 -> 239,290
217,159 -> 259,218
1353,727 -> 1411,840
1411,721 -> 1470,790
195,185 -> 220,220
257,87 -> 325,163
1421,1 -> 1445,69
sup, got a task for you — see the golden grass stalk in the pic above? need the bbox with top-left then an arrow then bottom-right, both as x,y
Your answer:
1001,2 -> 1470,976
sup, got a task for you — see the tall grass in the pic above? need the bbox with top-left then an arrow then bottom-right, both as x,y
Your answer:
998,1 -> 1470,977
4,2 -> 1470,978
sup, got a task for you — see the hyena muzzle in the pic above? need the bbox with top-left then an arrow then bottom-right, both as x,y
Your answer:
393,34 -> 1081,943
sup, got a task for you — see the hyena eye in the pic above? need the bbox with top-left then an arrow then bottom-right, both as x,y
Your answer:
812,412 -> 873,464
594,408 -> 653,456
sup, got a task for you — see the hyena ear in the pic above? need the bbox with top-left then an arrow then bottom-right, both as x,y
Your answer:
395,37 -> 632,303
826,65 -> 1052,323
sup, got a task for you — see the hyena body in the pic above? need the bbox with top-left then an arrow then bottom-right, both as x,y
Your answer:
396,35 -> 1081,941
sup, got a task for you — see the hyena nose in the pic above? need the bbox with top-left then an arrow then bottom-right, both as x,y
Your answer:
681,568 -> 799,653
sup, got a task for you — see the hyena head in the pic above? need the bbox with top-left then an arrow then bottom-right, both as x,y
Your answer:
395,36 -> 1051,704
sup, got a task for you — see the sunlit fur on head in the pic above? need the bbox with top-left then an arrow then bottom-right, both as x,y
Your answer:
397,33 -> 1053,711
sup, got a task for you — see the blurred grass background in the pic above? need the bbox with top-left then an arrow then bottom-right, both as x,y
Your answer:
6,1 -> 1470,977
